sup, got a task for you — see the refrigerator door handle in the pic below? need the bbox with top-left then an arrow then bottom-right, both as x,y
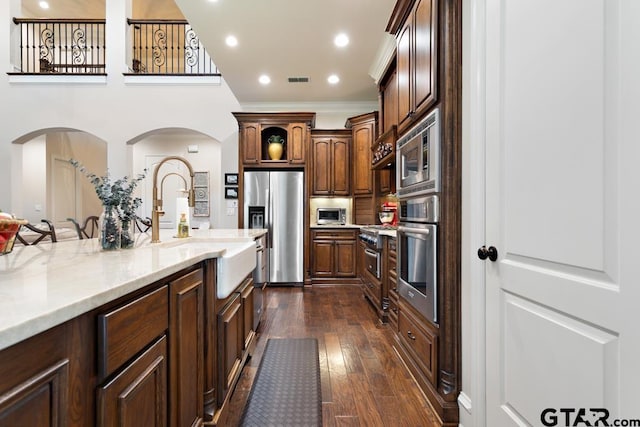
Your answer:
266,188 -> 272,249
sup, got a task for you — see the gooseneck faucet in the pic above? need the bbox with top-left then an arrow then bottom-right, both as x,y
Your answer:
151,156 -> 196,243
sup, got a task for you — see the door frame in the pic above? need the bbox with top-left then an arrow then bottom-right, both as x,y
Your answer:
460,0 -> 487,426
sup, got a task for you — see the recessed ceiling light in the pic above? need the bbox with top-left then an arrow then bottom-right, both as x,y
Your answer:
207,0 -> 219,3
327,74 -> 340,84
259,75 -> 271,85
39,1 -> 49,9
225,35 -> 238,47
334,33 -> 349,48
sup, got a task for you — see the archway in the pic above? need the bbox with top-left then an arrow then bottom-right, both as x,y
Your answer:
13,128 -> 107,228
128,128 -> 222,230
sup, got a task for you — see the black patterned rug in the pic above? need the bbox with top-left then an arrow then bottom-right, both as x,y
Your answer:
239,338 -> 322,427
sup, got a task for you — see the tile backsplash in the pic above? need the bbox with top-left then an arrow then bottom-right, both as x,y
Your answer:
309,197 -> 352,224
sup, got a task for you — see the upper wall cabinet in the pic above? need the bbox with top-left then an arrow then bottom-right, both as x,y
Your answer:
233,112 -> 316,167
310,129 -> 352,196
346,112 -> 378,196
392,0 -> 438,134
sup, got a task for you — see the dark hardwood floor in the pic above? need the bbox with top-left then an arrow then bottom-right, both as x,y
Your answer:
223,285 -> 441,426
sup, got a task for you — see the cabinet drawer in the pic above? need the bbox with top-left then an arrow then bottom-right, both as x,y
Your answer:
311,229 -> 356,240
98,286 -> 169,379
398,309 -> 438,384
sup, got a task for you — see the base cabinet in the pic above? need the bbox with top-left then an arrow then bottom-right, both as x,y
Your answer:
217,293 -> 242,408
310,229 -> 357,281
97,336 -> 168,427
0,257 -> 260,427
169,269 -> 204,427
0,357 -> 70,427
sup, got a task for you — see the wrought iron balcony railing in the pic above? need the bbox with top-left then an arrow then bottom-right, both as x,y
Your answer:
10,18 -> 219,76
127,19 -> 219,75
13,18 -> 106,74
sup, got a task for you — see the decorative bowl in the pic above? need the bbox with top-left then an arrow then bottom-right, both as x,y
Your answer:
378,211 -> 395,224
0,219 -> 28,255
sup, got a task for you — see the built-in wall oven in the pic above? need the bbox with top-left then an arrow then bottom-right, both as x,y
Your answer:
397,107 -> 440,198
397,195 -> 439,325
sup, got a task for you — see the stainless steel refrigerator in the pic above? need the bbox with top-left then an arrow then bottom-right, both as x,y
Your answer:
243,171 -> 304,284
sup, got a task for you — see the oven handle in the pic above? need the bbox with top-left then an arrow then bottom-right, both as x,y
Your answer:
398,225 -> 431,239
364,248 -> 379,258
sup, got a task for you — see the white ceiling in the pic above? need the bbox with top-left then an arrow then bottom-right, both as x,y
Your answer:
21,0 -> 397,106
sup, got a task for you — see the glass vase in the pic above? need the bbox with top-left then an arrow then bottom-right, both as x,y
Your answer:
99,205 -> 121,251
120,219 -> 135,249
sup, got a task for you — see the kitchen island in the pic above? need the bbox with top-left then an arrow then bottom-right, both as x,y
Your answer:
0,228 -> 266,427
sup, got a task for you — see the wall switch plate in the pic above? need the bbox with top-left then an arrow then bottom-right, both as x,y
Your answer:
187,145 -> 199,153
226,208 -> 234,216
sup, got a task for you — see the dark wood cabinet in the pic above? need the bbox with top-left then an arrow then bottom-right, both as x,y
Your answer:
0,356 -> 70,427
310,130 -> 351,196
398,301 -> 438,386
233,112 -> 315,167
169,269 -> 204,427
310,229 -> 357,282
216,292 -> 242,408
239,277 -> 255,352
395,0 -> 438,134
239,122 -> 261,165
97,336 -> 168,427
288,122 -> 307,164
0,257 -> 262,427
380,67 -> 399,134
346,112 -> 377,195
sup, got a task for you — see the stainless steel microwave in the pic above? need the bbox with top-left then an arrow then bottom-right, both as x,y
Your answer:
316,208 -> 346,225
396,108 -> 441,198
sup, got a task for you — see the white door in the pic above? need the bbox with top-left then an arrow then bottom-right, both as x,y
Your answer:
484,0 -> 640,425
51,156 -> 79,228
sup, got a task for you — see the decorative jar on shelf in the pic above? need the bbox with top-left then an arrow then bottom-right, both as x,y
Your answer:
267,135 -> 285,160
99,205 -> 121,251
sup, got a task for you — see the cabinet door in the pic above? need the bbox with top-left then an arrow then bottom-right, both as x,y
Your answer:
239,277 -> 254,351
352,122 -> 374,195
311,138 -> 332,195
217,294 -> 242,407
378,169 -> 392,195
382,70 -> 399,133
397,19 -> 412,128
169,269 -> 204,427
413,0 -> 437,117
287,122 -> 306,164
97,336 -> 168,427
331,138 -> 351,195
0,359 -> 69,427
334,240 -> 356,277
311,240 -> 334,277
241,123 -> 261,165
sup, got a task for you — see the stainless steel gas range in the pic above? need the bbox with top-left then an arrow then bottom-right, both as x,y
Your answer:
359,225 -> 396,280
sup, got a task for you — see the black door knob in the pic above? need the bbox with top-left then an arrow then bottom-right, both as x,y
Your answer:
477,246 -> 498,262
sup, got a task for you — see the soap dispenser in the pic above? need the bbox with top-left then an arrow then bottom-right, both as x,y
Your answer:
177,212 -> 189,238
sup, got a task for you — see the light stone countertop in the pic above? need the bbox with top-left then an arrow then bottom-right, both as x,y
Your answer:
0,228 -> 267,351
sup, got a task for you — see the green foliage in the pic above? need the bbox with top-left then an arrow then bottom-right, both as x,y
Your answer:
69,159 -> 147,221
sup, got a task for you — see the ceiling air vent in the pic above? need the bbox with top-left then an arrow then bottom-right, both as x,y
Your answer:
288,77 -> 310,83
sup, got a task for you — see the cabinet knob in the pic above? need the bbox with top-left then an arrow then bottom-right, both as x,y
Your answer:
407,331 -> 416,341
